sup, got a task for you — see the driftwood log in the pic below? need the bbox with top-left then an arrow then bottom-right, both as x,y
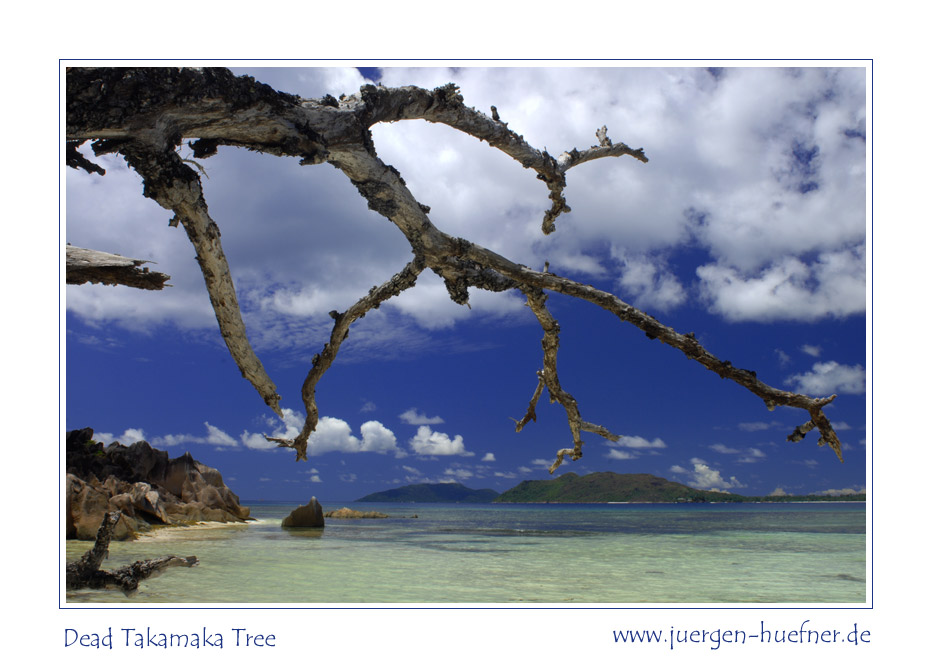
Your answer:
66,67 -> 845,472
66,511 -> 197,594
66,244 -> 170,290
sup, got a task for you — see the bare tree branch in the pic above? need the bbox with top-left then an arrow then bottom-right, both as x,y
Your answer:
114,143 -> 283,417
467,251 -> 845,463
513,372 -> 545,433
348,84 -> 647,234
65,67 -> 847,475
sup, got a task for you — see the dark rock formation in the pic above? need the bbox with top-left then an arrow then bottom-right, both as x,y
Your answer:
281,497 -> 325,528
66,427 -> 251,540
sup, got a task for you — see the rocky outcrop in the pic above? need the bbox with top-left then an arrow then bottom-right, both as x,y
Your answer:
281,497 -> 325,528
324,507 -> 390,519
66,427 -> 251,541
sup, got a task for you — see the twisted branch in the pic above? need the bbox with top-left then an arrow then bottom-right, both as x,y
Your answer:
522,288 -> 621,473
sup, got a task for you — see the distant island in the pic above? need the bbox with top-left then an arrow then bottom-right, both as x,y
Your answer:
356,482 -> 500,503
494,472 -> 866,503
356,473 -> 866,504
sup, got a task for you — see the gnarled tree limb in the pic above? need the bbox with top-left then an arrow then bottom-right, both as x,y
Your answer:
66,67 -> 846,473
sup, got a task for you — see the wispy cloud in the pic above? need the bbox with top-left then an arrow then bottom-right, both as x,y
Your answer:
814,486 -> 865,496
738,421 -> 781,432
709,443 -> 740,454
153,422 -> 238,449
399,408 -> 445,425
604,435 -> 666,460
786,360 -> 866,395
617,435 -> 667,450
738,448 -> 766,463
606,449 -> 637,460
709,443 -> 766,463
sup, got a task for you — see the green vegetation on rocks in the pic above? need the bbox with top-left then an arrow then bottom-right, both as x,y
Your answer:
493,472 -> 866,503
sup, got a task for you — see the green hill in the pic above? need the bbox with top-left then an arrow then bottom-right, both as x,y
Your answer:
494,472 -> 744,503
494,472 -> 867,503
356,482 -> 500,503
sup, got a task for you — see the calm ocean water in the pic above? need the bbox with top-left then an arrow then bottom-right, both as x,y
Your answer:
64,502 -> 866,604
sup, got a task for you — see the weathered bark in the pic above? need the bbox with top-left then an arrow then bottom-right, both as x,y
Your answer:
66,511 -> 198,594
66,244 -> 169,290
65,67 -> 845,470
265,257 -> 426,459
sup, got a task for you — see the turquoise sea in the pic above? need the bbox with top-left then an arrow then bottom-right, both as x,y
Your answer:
64,502 -> 867,604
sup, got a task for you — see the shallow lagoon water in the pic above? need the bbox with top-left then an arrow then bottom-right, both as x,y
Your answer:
65,502 -> 866,604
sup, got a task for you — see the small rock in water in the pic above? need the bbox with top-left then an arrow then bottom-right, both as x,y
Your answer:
282,497 -> 325,527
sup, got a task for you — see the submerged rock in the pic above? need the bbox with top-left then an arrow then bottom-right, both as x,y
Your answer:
282,497 -> 325,528
324,507 -> 390,519
66,427 -> 251,541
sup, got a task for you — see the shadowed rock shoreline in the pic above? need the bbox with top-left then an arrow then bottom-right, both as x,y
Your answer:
66,427 -> 251,541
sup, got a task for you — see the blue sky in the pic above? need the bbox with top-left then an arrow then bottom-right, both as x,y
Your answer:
65,66 -> 868,501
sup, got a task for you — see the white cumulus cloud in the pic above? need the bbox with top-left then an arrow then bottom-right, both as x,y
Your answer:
239,408 -> 400,456
614,253 -> 687,312
697,246 -> 866,322
309,417 -> 400,456
409,425 -> 473,456
671,458 -> 745,490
